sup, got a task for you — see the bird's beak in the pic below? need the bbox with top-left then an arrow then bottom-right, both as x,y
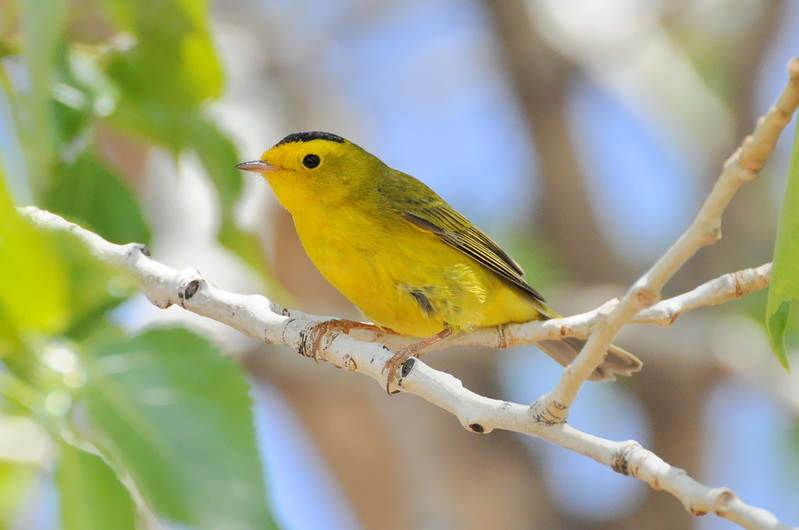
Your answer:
235,160 -> 280,173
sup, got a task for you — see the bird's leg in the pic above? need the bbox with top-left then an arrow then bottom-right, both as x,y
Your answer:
320,319 -> 386,335
308,319 -> 389,361
383,328 -> 453,394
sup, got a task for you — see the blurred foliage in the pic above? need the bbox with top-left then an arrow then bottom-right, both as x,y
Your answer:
0,0 -> 278,527
85,328 -> 273,528
43,150 -> 151,246
767,118 -> 799,372
0,179 -> 68,341
57,442 -> 136,530
506,233 -> 568,293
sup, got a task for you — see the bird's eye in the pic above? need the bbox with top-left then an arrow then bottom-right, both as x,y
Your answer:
302,154 -> 321,169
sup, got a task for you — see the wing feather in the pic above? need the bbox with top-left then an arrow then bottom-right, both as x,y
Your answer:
401,206 -> 546,304
377,169 -> 546,304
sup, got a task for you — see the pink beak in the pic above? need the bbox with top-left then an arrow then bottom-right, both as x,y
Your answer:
235,160 -> 280,173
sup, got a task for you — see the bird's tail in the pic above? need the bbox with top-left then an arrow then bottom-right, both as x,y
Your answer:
535,337 -> 643,381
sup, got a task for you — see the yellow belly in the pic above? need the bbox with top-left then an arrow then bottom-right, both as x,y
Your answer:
292,207 -> 544,338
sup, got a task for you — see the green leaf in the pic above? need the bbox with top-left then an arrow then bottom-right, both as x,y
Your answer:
0,174 -> 69,339
43,150 -> 151,245
101,0 -> 222,109
100,0 -> 223,152
83,328 -> 276,529
57,442 -> 136,530
767,118 -> 799,372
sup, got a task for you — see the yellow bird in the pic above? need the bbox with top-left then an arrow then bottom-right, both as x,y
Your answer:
238,132 -> 641,392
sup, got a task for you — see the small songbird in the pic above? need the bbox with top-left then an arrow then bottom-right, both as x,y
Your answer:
238,132 -> 641,392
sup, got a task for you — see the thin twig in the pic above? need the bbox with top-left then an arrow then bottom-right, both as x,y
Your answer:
634,263 -> 771,325
534,58 -> 799,424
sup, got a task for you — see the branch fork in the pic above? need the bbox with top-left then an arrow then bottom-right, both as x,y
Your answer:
535,57 -> 799,425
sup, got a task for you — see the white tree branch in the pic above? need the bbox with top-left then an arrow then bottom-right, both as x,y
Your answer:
20,206 -> 793,529
534,58 -> 799,424
634,262 -> 771,326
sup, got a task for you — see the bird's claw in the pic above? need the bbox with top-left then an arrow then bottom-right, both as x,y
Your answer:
305,319 -> 384,361
381,328 -> 452,394
383,349 -> 413,394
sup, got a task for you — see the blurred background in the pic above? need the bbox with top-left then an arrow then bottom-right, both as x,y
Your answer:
2,0 -> 799,528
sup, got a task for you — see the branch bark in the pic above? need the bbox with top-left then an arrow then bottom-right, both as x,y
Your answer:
21,206 -> 793,529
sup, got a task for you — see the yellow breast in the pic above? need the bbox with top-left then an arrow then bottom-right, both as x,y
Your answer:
291,204 -> 543,338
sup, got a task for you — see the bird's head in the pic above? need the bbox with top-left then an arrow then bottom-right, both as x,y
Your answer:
237,131 -> 385,211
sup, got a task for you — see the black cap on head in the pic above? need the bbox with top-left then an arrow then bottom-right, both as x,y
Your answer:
275,131 -> 346,147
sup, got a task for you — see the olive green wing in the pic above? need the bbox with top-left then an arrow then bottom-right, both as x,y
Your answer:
389,175 -> 546,305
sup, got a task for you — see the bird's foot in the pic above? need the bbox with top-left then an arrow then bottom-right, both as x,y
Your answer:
307,319 -> 383,361
382,348 -> 417,395
382,328 -> 453,394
